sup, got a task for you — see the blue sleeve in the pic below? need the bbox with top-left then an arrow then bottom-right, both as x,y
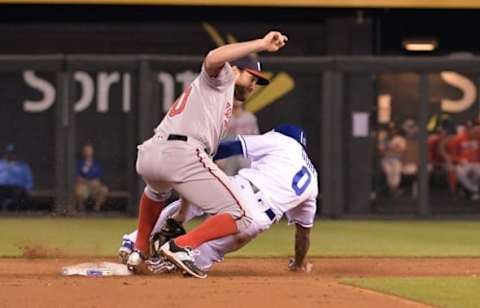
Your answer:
213,139 -> 244,160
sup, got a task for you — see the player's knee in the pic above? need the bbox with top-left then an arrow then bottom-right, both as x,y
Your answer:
144,186 -> 171,203
235,215 -> 253,232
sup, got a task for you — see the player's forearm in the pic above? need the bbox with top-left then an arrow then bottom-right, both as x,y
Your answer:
293,225 -> 311,266
204,39 -> 265,76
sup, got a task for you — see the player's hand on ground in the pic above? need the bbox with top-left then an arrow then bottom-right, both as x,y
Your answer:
288,258 -> 313,273
262,31 -> 288,52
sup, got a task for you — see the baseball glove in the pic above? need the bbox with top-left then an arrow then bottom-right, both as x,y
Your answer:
150,218 -> 186,257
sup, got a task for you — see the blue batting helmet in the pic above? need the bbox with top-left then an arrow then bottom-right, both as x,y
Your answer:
274,124 -> 307,148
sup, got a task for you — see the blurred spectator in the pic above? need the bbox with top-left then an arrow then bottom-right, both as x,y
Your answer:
451,125 -> 480,200
0,144 -> 33,210
75,143 -> 109,212
401,119 -> 419,197
428,132 -> 442,170
430,119 -> 454,169
378,122 -> 407,197
218,99 -> 259,175
401,119 -> 419,175
437,119 -> 459,194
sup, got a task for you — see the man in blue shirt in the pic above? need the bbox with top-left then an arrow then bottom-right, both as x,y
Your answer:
75,143 -> 109,212
0,144 -> 33,210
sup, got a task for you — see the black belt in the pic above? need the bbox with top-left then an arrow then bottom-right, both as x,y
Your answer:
167,134 -> 188,142
247,179 -> 276,222
167,134 -> 209,155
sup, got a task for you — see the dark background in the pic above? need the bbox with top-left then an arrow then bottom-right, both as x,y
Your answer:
1,4 -> 480,214
1,5 -> 479,55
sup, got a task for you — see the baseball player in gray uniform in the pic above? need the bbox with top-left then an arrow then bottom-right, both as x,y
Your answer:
128,31 -> 288,278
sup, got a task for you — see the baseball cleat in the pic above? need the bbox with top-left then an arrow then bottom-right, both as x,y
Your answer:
145,257 -> 178,274
118,237 -> 135,265
159,240 -> 207,279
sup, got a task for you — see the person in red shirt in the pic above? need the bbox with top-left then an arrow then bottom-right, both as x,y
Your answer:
438,121 -> 461,194
428,133 -> 443,169
450,125 -> 480,200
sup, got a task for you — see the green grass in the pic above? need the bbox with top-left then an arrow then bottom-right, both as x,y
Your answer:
1,218 -> 480,257
342,277 -> 480,308
0,218 -> 137,257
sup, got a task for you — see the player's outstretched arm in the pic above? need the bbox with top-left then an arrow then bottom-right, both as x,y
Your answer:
204,31 -> 288,77
288,224 -> 313,272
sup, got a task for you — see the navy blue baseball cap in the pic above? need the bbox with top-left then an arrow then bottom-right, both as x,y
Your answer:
231,56 -> 270,86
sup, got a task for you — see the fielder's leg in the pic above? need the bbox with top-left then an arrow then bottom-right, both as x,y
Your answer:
120,199 -> 201,266
173,149 -> 251,248
126,186 -> 171,271
160,150 -> 252,278
134,188 -> 167,254
121,199 -> 204,274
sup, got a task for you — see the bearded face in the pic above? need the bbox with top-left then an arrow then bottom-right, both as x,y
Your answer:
234,84 -> 250,102
233,68 -> 258,102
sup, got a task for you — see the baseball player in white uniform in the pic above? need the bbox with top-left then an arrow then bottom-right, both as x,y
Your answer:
120,125 -> 317,274
128,31 -> 288,278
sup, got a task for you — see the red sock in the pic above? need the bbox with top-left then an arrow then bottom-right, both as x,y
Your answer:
135,193 -> 165,254
175,213 -> 237,249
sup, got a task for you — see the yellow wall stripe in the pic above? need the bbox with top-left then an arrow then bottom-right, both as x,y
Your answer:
246,72 -> 295,114
202,22 -> 226,47
3,0 -> 480,9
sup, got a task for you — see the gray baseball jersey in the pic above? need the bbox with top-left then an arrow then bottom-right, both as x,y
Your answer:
155,63 -> 235,155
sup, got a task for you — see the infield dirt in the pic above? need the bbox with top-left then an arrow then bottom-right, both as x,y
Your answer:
1,257 -> 480,308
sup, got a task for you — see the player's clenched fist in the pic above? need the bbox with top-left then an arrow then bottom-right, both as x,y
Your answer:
262,31 -> 288,52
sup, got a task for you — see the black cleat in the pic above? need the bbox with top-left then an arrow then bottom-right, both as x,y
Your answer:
159,240 -> 207,279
